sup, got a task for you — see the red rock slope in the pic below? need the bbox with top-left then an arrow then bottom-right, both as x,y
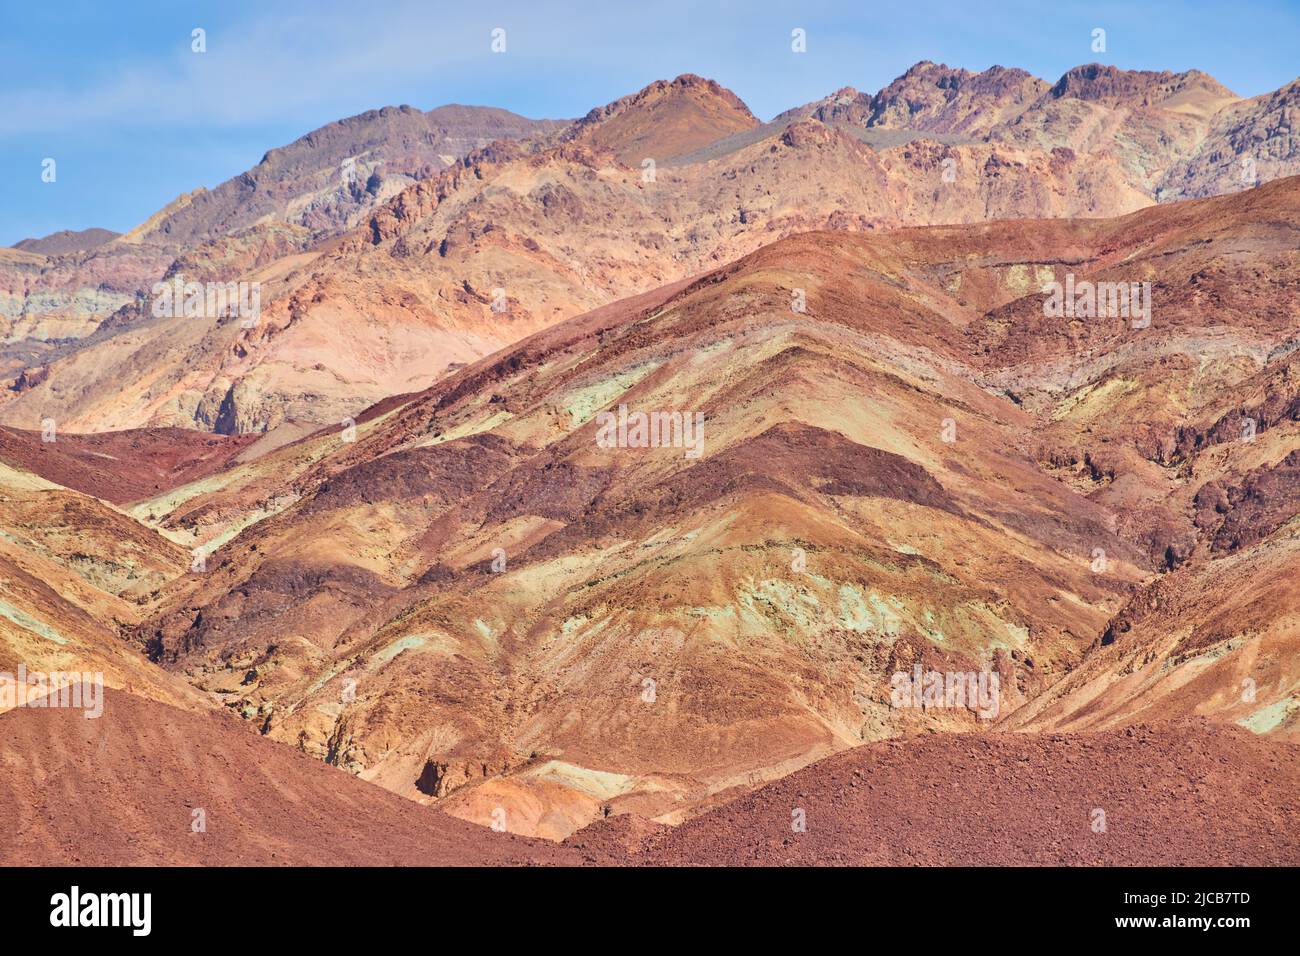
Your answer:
570,721 -> 1300,866
0,689 -> 579,866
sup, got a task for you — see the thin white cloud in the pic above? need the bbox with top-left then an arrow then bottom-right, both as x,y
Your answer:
0,2 -> 558,134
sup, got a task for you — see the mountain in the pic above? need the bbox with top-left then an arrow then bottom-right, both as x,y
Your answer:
863,61 -> 1050,136
791,62 -> 1248,196
3,64 -> 1299,856
88,175 -> 1296,839
12,228 -> 119,255
0,688 -> 579,865
1,155 -> 1297,848
1159,78 -> 1300,199
1043,63 -> 1235,111
0,241 -> 169,347
561,73 -> 760,164
126,104 -> 567,249
7,62 -> 1296,409
12,64 -> 1299,438
985,65 -> 1239,192
0,103 -> 563,361
2,71 -> 1174,435
781,62 -> 1242,195
574,721 -> 1300,865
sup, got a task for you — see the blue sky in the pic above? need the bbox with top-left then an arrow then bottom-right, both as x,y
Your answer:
2,0 -> 1297,246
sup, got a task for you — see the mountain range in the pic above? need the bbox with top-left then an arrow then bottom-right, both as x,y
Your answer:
1,60 -> 1298,860
4,63 -> 1298,435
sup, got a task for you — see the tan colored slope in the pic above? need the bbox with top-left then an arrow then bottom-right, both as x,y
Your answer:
0,461 -> 189,608
1004,361 -> 1300,740
0,688 -> 580,865
1005,534 -> 1300,741
0,544 -> 205,717
0,106 -> 561,359
128,224 -> 1171,839
115,178 -> 1300,839
0,462 -> 206,717
982,65 -> 1240,193
0,109 -> 1151,435
1159,78 -> 1300,200
0,240 -> 172,345
966,177 -> 1300,740
563,73 -> 759,164
969,175 -> 1300,569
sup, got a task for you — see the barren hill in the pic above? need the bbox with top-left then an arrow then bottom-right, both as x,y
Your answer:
2,67 -> 1299,860
563,73 -> 759,164
1159,78 -> 1300,200
863,61 -> 1050,135
10,64 -> 1297,437
88,176 -> 1300,839
127,104 -> 567,249
0,426 -> 257,505
12,228 -> 119,256
0,689 -> 579,865
1,73 -> 1162,435
577,721 -> 1300,865
0,103 -> 563,356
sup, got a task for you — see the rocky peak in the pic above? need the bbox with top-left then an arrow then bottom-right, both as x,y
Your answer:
867,61 -> 1049,134
1048,64 -> 1235,108
563,74 -> 759,165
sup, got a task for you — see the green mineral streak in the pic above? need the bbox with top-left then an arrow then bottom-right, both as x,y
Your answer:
1237,698 -> 1297,734
564,362 -> 662,427
0,599 -> 69,645
837,584 -> 904,637
370,634 -> 429,667
740,578 -> 822,630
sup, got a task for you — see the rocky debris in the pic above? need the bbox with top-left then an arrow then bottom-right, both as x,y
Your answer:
7,689 -> 1291,866
620,721 -> 1300,866
1196,450 -> 1300,553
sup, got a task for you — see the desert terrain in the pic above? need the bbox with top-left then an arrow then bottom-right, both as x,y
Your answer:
2,60 -> 1298,866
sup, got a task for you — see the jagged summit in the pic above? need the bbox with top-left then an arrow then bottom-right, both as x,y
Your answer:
866,61 -> 1050,134
1048,62 -> 1237,107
